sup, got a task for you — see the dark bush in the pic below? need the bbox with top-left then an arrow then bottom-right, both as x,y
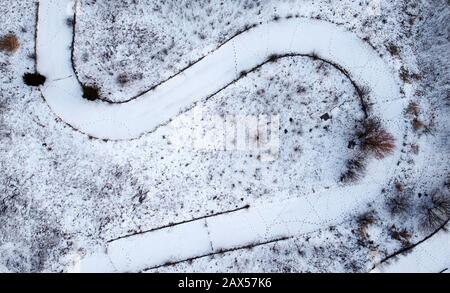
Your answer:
66,18 -> 74,27
82,85 -> 100,101
358,118 -> 396,159
23,72 -> 46,86
267,54 -> 280,63
340,155 -> 367,183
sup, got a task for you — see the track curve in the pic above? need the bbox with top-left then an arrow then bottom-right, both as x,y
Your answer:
37,0 -> 400,141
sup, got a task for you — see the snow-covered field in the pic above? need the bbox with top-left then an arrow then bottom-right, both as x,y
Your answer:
0,0 -> 449,273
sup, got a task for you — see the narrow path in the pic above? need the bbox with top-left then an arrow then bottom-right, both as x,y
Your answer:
80,183 -> 393,272
36,0 -> 408,272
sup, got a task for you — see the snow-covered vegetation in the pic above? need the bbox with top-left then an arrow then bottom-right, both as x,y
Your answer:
0,0 -> 448,273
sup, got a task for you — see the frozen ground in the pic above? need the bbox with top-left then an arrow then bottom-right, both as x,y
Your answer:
0,0 -> 449,273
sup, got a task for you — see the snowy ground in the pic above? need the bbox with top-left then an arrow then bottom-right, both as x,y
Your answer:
0,0 -> 449,273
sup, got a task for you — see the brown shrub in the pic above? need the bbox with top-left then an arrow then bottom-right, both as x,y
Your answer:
0,34 -> 19,53
357,212 -> 376,241
406,102 -> 420,117
394,181 -> 404,192
359,118 -> 396,159
412,118 -> 424,131
389,226 -> 411,247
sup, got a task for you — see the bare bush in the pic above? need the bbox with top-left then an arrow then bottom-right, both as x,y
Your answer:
358,118 -> 396,159
386,193 -> 412,217
419,193 -> 450,231
0,34 -> 19,53
357,211 -> 376,242
389,225 -> 411,247
340,155 -> 367,183
406,101 -> 420,117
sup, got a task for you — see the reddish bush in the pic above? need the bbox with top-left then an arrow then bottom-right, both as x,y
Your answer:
359,118 -> 396,159
0,34 -> 19,53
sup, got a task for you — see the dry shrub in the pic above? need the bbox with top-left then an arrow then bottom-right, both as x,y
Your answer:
82,85 -> 100,101
389,226 -> 411,247
394,181 -> 404,192
406,102 -> 420,117
419,193 -> 450,231
116,74 -> 129,86
358,118 -> 396,159
387,43 -> 400,56
340,155 -> 367,183
412,118 -> 424,131
357,212 -> 375,242
0,34 -> 19,53
386,193 -> 412,217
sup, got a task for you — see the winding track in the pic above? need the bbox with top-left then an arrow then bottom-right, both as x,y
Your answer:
36,0 -> 409,272
37,0 -> 401,140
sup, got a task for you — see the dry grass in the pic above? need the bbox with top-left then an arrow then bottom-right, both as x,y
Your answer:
0,34 -> 19,53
